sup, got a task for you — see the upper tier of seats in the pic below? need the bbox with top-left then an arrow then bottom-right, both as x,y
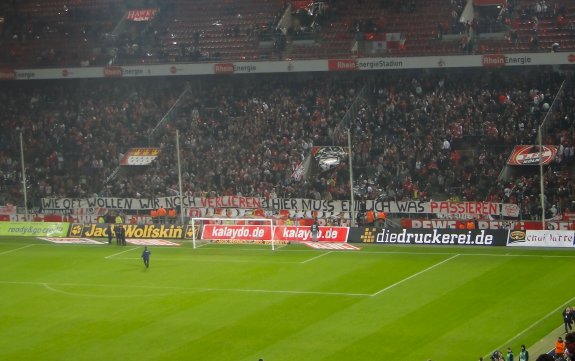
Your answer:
0,0 -> 573,67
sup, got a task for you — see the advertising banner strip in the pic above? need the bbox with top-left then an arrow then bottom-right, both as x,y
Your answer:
41,197 -> 520,217
0,222 -> 70,237
348,227 -> 508,246
201,225 -> 349,243
407,219 -> 575,230
507,230 -> 575,248
2,53 -> 575,80
68,223 -> 189,239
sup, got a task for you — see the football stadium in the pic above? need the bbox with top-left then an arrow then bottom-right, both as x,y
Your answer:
0,1 -> 575,360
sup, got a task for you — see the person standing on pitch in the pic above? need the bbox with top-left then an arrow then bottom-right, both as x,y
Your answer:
141,246 -> 151,268
107,224 -> 113,245
114,225 -> 122,245
310,218 -> 319,242
563,307 -> 573,333
506,347 -> 514,361
518,345 -> 529,361
120,225 -> 127,246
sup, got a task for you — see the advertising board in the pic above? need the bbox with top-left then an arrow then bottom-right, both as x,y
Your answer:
348,227 -> 508,246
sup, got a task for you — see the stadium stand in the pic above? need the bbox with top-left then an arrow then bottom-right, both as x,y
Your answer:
0,68 -> 573,222
1,0 -> 574,67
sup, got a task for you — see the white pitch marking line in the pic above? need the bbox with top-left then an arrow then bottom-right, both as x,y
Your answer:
483,296 -> 575,359
0,280 -> 370,297
192,242 -> 211,249
194,247 -> 575,258
111,257 -> 301,264
105,247 -> 139,259
207,287 -> 370,297
41,282 -> 205,298
300,251 -> 333,264
370,254 -> 460,297
0,244 -> 35,256
484,293 -> 575,360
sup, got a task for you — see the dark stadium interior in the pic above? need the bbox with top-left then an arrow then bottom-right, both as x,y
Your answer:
0,0 -> 573,225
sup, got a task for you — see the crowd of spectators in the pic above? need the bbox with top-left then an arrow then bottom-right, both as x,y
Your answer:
1,67 -> 573,221
0,77 -> 183,206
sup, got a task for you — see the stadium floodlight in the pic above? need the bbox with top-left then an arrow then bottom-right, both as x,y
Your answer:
190,217 -> 276,250
537,79 -> 566,228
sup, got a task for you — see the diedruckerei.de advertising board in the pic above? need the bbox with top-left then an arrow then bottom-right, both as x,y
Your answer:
507,230 -> 575,248
348,228 -> 508,246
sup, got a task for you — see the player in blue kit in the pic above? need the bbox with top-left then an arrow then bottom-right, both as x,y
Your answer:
141,246 -> 151,268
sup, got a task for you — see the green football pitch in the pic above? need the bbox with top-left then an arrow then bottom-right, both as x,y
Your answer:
0,237 -> 573,361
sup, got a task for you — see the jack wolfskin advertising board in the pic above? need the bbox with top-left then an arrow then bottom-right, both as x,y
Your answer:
348,227 -> 508,246
68,223 -> 190,239
0,222 -> 69,237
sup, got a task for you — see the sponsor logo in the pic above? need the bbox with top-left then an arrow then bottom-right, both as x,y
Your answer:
233,64 -> 256,73
62,69 -> 69,77
104,66 -> 123,77
69,224 -> 185,239
201,224 -> 348,243
0,68 -> 16,80
280,226 -> 348,242
328,59 -> 357,71
170,66 -> 177,74
14,72 -> 36,80
508,145 -> 557,165
375,229 -> 495,245
360,227 -> 378,243
214,63 -> 235,74
69,223 -> 84,237
568,54 -> 575,63
122,68 -> 144,76
508,230 -> 575,247
184,224 -> 199,239
509,230 -> 525,240
482,54 -> 533,67
482,54 -> 505,67
348,228 -> 507,246
504,55 -> 532,65
356,59 -> 404,70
